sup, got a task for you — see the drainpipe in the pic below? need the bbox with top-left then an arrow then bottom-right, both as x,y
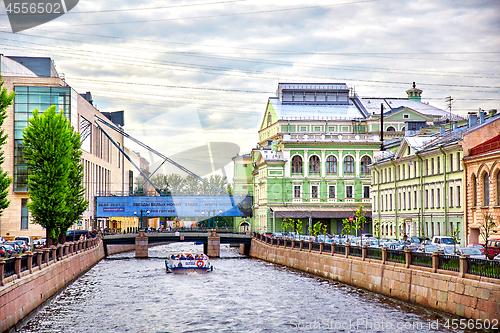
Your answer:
390,160 -> 399,240
415,152 -> 424,237
439,146 -> 448,237
373,166 -> 382,237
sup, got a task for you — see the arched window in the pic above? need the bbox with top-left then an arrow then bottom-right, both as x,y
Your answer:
386,126 -> 396,132
484,173 -> 490,206
291,155 -> 303,174
267,111 -> 272,127
360,156 -> 372,175
309,155 -> 320,174
344,155 -> 354,174
497,172 -> 500,205
326,155 -> 337,174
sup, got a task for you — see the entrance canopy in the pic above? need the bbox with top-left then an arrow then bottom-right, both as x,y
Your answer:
271,206 -> 372,219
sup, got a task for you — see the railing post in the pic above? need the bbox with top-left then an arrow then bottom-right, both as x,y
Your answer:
405,248 -> 412,268
57,244 -> 63,260
431,251 -> 440,273
299,239 -> 304,251
320,241 -> 324,254
308,241 -> 312,252
284,239 -> 287,248
27,251 -> 33,273
331,242 -> 335,255
0,259 -> 4,286
43,248 -> 50,265
36,250 -> 42,268
345,244 -> 350,258
362,245 -> 368,260
70,242 -> 75,254
50,246 -> 57,263
459,254 -> 469,278
382,247 -> 388,264
291,239 -> 295,249
14,254 -> 22,278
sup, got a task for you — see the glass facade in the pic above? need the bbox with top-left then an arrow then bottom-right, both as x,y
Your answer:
13,86 -> 71,191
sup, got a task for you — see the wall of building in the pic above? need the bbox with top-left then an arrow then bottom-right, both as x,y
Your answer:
250,239 -> 500,321
0,240 -> 105,332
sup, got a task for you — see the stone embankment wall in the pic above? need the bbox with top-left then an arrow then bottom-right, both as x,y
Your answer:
250,238 -> 500,321
0,238 -> 105,332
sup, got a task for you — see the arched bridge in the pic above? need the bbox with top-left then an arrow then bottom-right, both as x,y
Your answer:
103,231 -> 252,257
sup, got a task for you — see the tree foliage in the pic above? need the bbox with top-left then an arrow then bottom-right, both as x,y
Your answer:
149,173 -> 232,196
0,78 -> 14,214
23,106 -> 87,246
480,212 -> 498,259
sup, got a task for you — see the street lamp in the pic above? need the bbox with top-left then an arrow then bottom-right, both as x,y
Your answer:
134,209 -> 150,231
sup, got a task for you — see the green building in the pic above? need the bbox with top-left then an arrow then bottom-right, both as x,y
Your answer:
235,83 -> 455,235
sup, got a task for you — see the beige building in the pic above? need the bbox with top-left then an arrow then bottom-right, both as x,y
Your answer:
462,113 -> 500,243
0,55 -> 138,239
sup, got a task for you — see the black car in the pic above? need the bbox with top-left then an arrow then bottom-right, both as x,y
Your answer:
3,241 -> 22,254
0,245 -> 13,257
66,230 -> 90,242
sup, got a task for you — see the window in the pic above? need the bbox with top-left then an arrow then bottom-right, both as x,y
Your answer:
473,174 -> 477,206
311,185 -> 319,198
384,169 -> 387,183
397,165 -> 400,180
294,185 -> 301,198
403,114 -> 409,119
457,152 -> 461,170
437,188 -> 440,208
363,186 -> 370,199
449,154 -> 453,172
360,156 -> 371,175
267,111 -> 272,127
425,190 -> 429,208
484,173 -> 490,206
408,191 -> 411,210
326,155 -> 337,174
386,126 -> 396,131
390,193 -> 393,210
426,159 -> 429,175
449,186 -> 454,208
328,185 -> 336,198
399,193 -> 402,210
431,158 -> 434,174
437,157 -> 440,174
414,190 -> 418,209
345,185 -> 353,198
291,155 -> 303,174
21,198 -> 28,230
457,185 -> 461,207
344,156 -> 355,174
431,189 -> 434,208
309,155 -> 320,174
414,162 -> 417,178
385,194 -> 388,211
403,192 -> 406,209
402,164 -> 405,179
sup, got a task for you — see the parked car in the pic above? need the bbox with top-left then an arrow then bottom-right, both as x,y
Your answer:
15,236 -> 32,249
431,236 -> 455,247
485,239 -> 500,259
3,241 -> 22,254
13,240 -> 28,253
466,243 -> 486,254
0,245 -> 13,257
33,239 -> 46,249
493,253 -> 500,261
457,247 -> 486,260
417,245 -> 443,254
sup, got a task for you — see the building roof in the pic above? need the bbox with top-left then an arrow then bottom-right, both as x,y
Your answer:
269,97 -> 365,121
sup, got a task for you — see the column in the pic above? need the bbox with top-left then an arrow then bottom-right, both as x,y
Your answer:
207,230 -> 221,257
135,230 -> 149,258
338,150 -> 343,177
321,149 -> 326,177
355,150 -> 360,178
303,150 -> 309,177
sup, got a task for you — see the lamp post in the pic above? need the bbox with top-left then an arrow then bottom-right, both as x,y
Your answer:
134,209 -> 150,231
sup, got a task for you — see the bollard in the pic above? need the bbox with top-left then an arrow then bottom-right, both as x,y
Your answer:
382,247 -> 388,264
432,251 -> 439,273
405,248 -> 412,268
362,245 -> 368,260
345,244 -> 350,258
0,259 -> 4,286
308,241 -> 312,252
36,250 -> 42,268
14,254 -> 22,278
50,246 -> 57,263
43,248 -> 50,266
299,239 -> 304,251
27,251 -> 33,273
320,242 -> 324,254
331,242 -> 336,256
459,254 -> 469,278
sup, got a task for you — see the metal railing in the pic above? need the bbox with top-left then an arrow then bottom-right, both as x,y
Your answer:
3,257 -> 15,278
335,243 -> 345,255
323,243 -> 332,253
366,247 -> 382,260
467,258 -> 500,279
386,249 -> 405,263
21,255 -> 28,272
439,255 -> 460,272
349,246 -> 362,257
312,242 -> 321,252
411,252 -> 432,268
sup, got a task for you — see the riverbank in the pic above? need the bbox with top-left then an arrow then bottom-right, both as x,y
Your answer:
0,238 -> 105,332
250,237 -> 500,321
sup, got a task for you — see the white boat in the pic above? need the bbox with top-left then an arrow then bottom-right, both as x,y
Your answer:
165,252 -> 213,273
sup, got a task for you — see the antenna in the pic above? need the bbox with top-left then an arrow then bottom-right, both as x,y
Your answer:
445,96 -> 455,122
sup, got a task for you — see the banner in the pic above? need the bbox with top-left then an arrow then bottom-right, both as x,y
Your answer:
96,195 -> 252,218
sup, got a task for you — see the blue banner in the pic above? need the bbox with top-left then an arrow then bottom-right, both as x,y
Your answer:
96,196 -> 252,218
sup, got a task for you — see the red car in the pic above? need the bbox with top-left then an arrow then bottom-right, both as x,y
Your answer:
485,239 -> 500,259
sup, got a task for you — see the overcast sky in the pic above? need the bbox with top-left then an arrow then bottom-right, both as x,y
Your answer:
1,0 -> 499,181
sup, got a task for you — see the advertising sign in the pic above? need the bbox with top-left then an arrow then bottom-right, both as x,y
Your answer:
96,195 -> 252,218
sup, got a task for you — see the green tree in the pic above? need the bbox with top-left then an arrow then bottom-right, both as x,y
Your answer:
451,224 -> 460,255
341,218 -> 352,243
23,106 -> 75,246
308,221 -> 322,241
57,128 -> 88,244
0,78 -> 14,215
480,212 -> 498,259
353,205 -> 367,245
374,219 -> 381,246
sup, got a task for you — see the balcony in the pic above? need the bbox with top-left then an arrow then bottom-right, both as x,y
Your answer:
283,133 -> 379,143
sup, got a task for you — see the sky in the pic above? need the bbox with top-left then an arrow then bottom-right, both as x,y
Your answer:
1,0 -> 499,182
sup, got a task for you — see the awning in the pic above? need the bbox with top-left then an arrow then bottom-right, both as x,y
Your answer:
270,206 -> 372,219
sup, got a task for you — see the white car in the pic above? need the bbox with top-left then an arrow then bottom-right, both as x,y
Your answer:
457,247 -> 486,260
493,253 -> 500,261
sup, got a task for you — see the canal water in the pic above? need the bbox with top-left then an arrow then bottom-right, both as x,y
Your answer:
18,243 -> 486,333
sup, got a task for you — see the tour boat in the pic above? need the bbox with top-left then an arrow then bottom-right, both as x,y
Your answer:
165,252 -> 213,273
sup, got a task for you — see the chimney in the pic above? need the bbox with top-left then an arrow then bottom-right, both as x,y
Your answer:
468,112 -> 477,128
480,111 -> 485,124
406,82 -> 423,102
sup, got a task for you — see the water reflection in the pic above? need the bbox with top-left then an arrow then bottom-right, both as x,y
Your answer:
18,243 -> 482,333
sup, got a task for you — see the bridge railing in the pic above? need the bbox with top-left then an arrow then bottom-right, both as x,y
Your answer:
253,233 -> 500,280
